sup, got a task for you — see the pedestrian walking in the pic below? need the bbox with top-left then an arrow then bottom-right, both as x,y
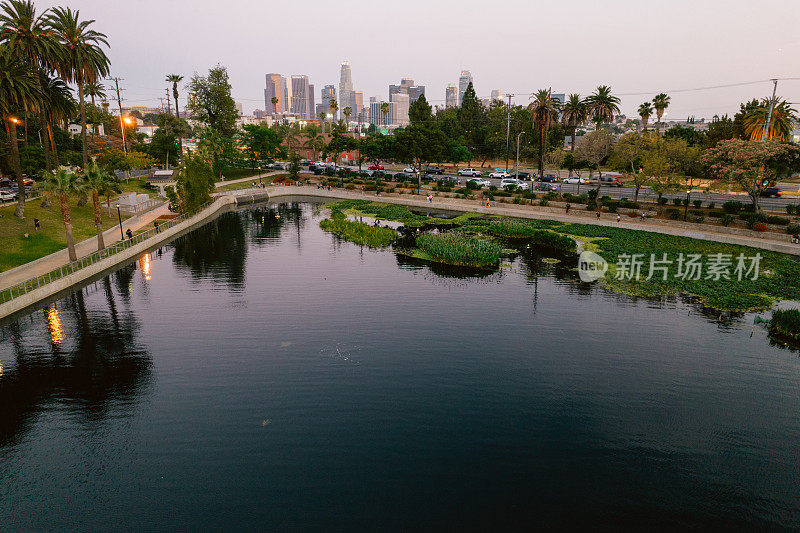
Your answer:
485,199 -> 490,207
793,233 -> 799,244
126,228 -> 133,240
640,212 -> 646,222
596,211 -> 601,220
565,204 -> 570,214
616,214 -> 621,223
154,220 -> 160,234
33,218 -> 40,231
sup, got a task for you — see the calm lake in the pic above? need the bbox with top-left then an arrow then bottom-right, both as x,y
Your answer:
2,201 -> 799,530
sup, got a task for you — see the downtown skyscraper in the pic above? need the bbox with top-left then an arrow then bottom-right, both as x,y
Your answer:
458,70 -> 473,106
339,61 -> 354,119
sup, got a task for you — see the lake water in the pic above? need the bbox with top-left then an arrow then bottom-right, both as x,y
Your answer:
2,201 -> 799,530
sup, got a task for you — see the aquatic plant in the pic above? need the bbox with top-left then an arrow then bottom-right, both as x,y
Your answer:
415,232 -> 503,268
320,218 -> 396,248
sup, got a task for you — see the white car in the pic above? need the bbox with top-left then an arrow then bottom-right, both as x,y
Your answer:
458,168 -> 482,177
500,178 -> 529,190
402,167 -> 416,173
489,170 -> 510,179
562,177 -> 586,184
0,190 -> 16,202
468,178 -> 492,188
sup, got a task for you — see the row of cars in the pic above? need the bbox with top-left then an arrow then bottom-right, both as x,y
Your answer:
0,177 -> 36,202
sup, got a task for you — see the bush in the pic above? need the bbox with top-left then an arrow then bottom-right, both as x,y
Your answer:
786,204 -> 799,215
465,180 -> 480,190
693,199 -> 703,209
618,199 -> 639,209
669,211 -> 682,220
767,215 -> 790,226
416,232 -> 503,268
672,198 -> 682,206
787,224 -> 800,235
743,203 -> 756,212
708,202 -> 715,210
708,210 -> 724,218
721,214 -> 734,227
689,209 -> 704,216
513,196 -> 522,204
752,222 -> 768,232
769,309 -> 800,341
693,216 -> 705,224
722,200 -> 743,214
606,202 -> 618,213
658,197 -> 668,205
539,199 -> 549,207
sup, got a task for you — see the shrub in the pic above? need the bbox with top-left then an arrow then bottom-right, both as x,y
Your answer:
416,232 -> 503,268
786,204 -> 799,215
669,211 -> 682,220
722,200 -> 743,214
767,215 -> 790,226
587,189 -> 598,202
539,199 -> 549,207
465,180 -> 480,190
787,224 -> 800,235
743,203 -> 756,212
693,216 -> 705,224
618,199 -> 639,209
672,198 -> 682,206
606,202 -> 618,213
769,309 -> 800,341
708,202 -> 715,210
345,184 -> 355,190
658,197 -> 668,205
693,199 -> 703,209
721,214 -> 734,226
513,196 -> 522,204
319,218 -> 396,247
708,210 -> 724,218
752,222 -> 768,232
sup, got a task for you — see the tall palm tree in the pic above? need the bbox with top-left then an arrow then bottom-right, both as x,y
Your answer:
585,85 -> 620,132
0,47 -> 41,218
81,163 -> 114,250
343,106 -> 352,130
380,102 -> 389,128
329,98 -> 338,132
40,74 -> 76,168
83,80 -> 105,135
652,93 -> 670,136
303,124 -> 323,160
529,88 -> 561,177
166,74 -> 184,155
561,93 -> 587,152
271,96 -> 279,114
47,6 -> 110,170
638,101 -> 654,132
743,98 -> 797,140
44,168 -> 81,261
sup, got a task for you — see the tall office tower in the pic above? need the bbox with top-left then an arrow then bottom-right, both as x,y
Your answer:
308,84 -> 315,120
445,84 -> 457,108
265,73 -> 283,114
392,93 -> 410,125
369,100 -> 394,126
390,78 -> 426,104
458,70 -> 473,106
353,91 -> 364,122
406,85 -> 425,103
235,102 -> 243,116
290,75 -> 312,118
282,77 -> 292,115
490,89 -> 504,103
339,61 -> 353,118
552,93 -> 565,106
321,85 -> 337,118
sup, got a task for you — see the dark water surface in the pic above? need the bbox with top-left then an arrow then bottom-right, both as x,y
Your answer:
2,202 -> 800,530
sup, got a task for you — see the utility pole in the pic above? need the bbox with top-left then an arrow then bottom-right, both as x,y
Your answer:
762,79 -> 778,140
165,89 -> 172,115
110,77 -> 128,153
515,131 -> 525,180
505,93 -> 512,172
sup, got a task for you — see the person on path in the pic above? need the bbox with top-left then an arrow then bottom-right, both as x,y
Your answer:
793,233 -> 799,244
485,199 -> 490,207
616,214 -> 621,223
596,211 -> 601,220
641,212 -> 646,222
33,218 -> 40,232
126,228 -> 133,240
154,220 -> 160,234
565,204 -> 570,214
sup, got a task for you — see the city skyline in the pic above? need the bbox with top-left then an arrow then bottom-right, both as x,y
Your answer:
33,0 -> 800,121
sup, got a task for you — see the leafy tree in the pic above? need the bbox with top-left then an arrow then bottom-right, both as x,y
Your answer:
458,82 -> 486,164
288,152 -> 300,181
701,139 -> 800,211
574,130 -> 613,192
652,93 -> 670,136
238,124 -> 283,166
174,153 -> 216,212
43,168 -> 81,261
96,148 -> 128,173
704,114 -> 736,148
446,138 -> 471,168
188,65 -> 238,137
395,95 -> 447,185
663,124 -> 703,146
609,133 -> 648,201
81,163 -> 115,250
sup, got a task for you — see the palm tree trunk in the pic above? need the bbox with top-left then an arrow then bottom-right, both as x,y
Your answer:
173,85 -> 183,156
77,68 -> 89,169
538,127 -> 545,176
61,194 -> 77,262
92,190 -> 105,251
42,116 -> 52,173
571,128 -> 576,152
48,123 -> 60,167
7,119 -> 26,218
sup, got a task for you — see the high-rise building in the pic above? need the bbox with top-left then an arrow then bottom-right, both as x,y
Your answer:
321,85 -> 336,118
490,89 -> 504,104
407,85 -> 425,103
339,61 -> 353,119
552,93 -> 565,106
389,78 -> 425,105
458,70 -> 473,106
353,91 -> 364,122
308,84 -> 315,121
235,102 -> 243,116
369,100 -> 394,127
264,73 -> 283,114
392,93 -> 410,125
282,77 -> 293,115
290,75 -> 312,119
445,84 -> 457,108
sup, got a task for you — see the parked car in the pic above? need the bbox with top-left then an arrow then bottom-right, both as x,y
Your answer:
468,178 -> 492,188
402,167 -> 416,173
562,177 -> 586,184
458,168 -> 482,177
490,170 -> 510,179
534,182 -> 558,192
500,178 -> 522,189
0,190 -> 17,202
514,171 -> 532,181
598,175 -> 623,187
760,187 -> 782,197
394,172 -> 413,180
425,166 -> 444,175
538,174 -> 558,183
368,165 -> 384,171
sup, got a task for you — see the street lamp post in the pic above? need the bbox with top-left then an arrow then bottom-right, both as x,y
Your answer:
116,204 -> 124,240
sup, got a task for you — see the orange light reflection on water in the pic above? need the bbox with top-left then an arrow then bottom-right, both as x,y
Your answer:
140,253 -> 152,281
46,306 -> 64,345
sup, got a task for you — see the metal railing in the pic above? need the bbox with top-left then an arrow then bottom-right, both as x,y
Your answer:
121,198 -> 166,214
0,202 -> 210,305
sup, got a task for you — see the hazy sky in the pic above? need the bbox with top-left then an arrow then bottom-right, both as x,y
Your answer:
37,0 -> 800,119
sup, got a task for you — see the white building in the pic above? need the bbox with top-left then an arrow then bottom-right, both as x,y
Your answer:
458,70 -> 473,106
390,93 -> 409,125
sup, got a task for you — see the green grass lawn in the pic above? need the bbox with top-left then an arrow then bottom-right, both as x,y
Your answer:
0,200 -> 130,273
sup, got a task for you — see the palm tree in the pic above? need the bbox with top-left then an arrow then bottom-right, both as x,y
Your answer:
343,106 -> 352,130
40,74 -> 75,168
271,96 -> 279,114
47,6 -> 110,170
638,102 -> 654,132
380,102 -> 389,128
303,124 -> 323,160
0,47 -> 41,218
529,89 -> 561,177
329,98 -> 338,132
81,163 -> 113,250
166,74 -> 184,155
561,93 -> 587,152
743,98 -> 798,140
585,85 -> 620,132
652,93 -> 670,136
83,81 -> 105,135
44,168 -> 81,261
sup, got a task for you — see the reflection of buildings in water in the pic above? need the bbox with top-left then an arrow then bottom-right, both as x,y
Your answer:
0,275 -> 152,447
46,306 -> 64,345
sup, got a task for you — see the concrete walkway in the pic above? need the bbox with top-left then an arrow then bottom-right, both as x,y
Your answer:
0,203 -> 171,291
215,171 -> 279,188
